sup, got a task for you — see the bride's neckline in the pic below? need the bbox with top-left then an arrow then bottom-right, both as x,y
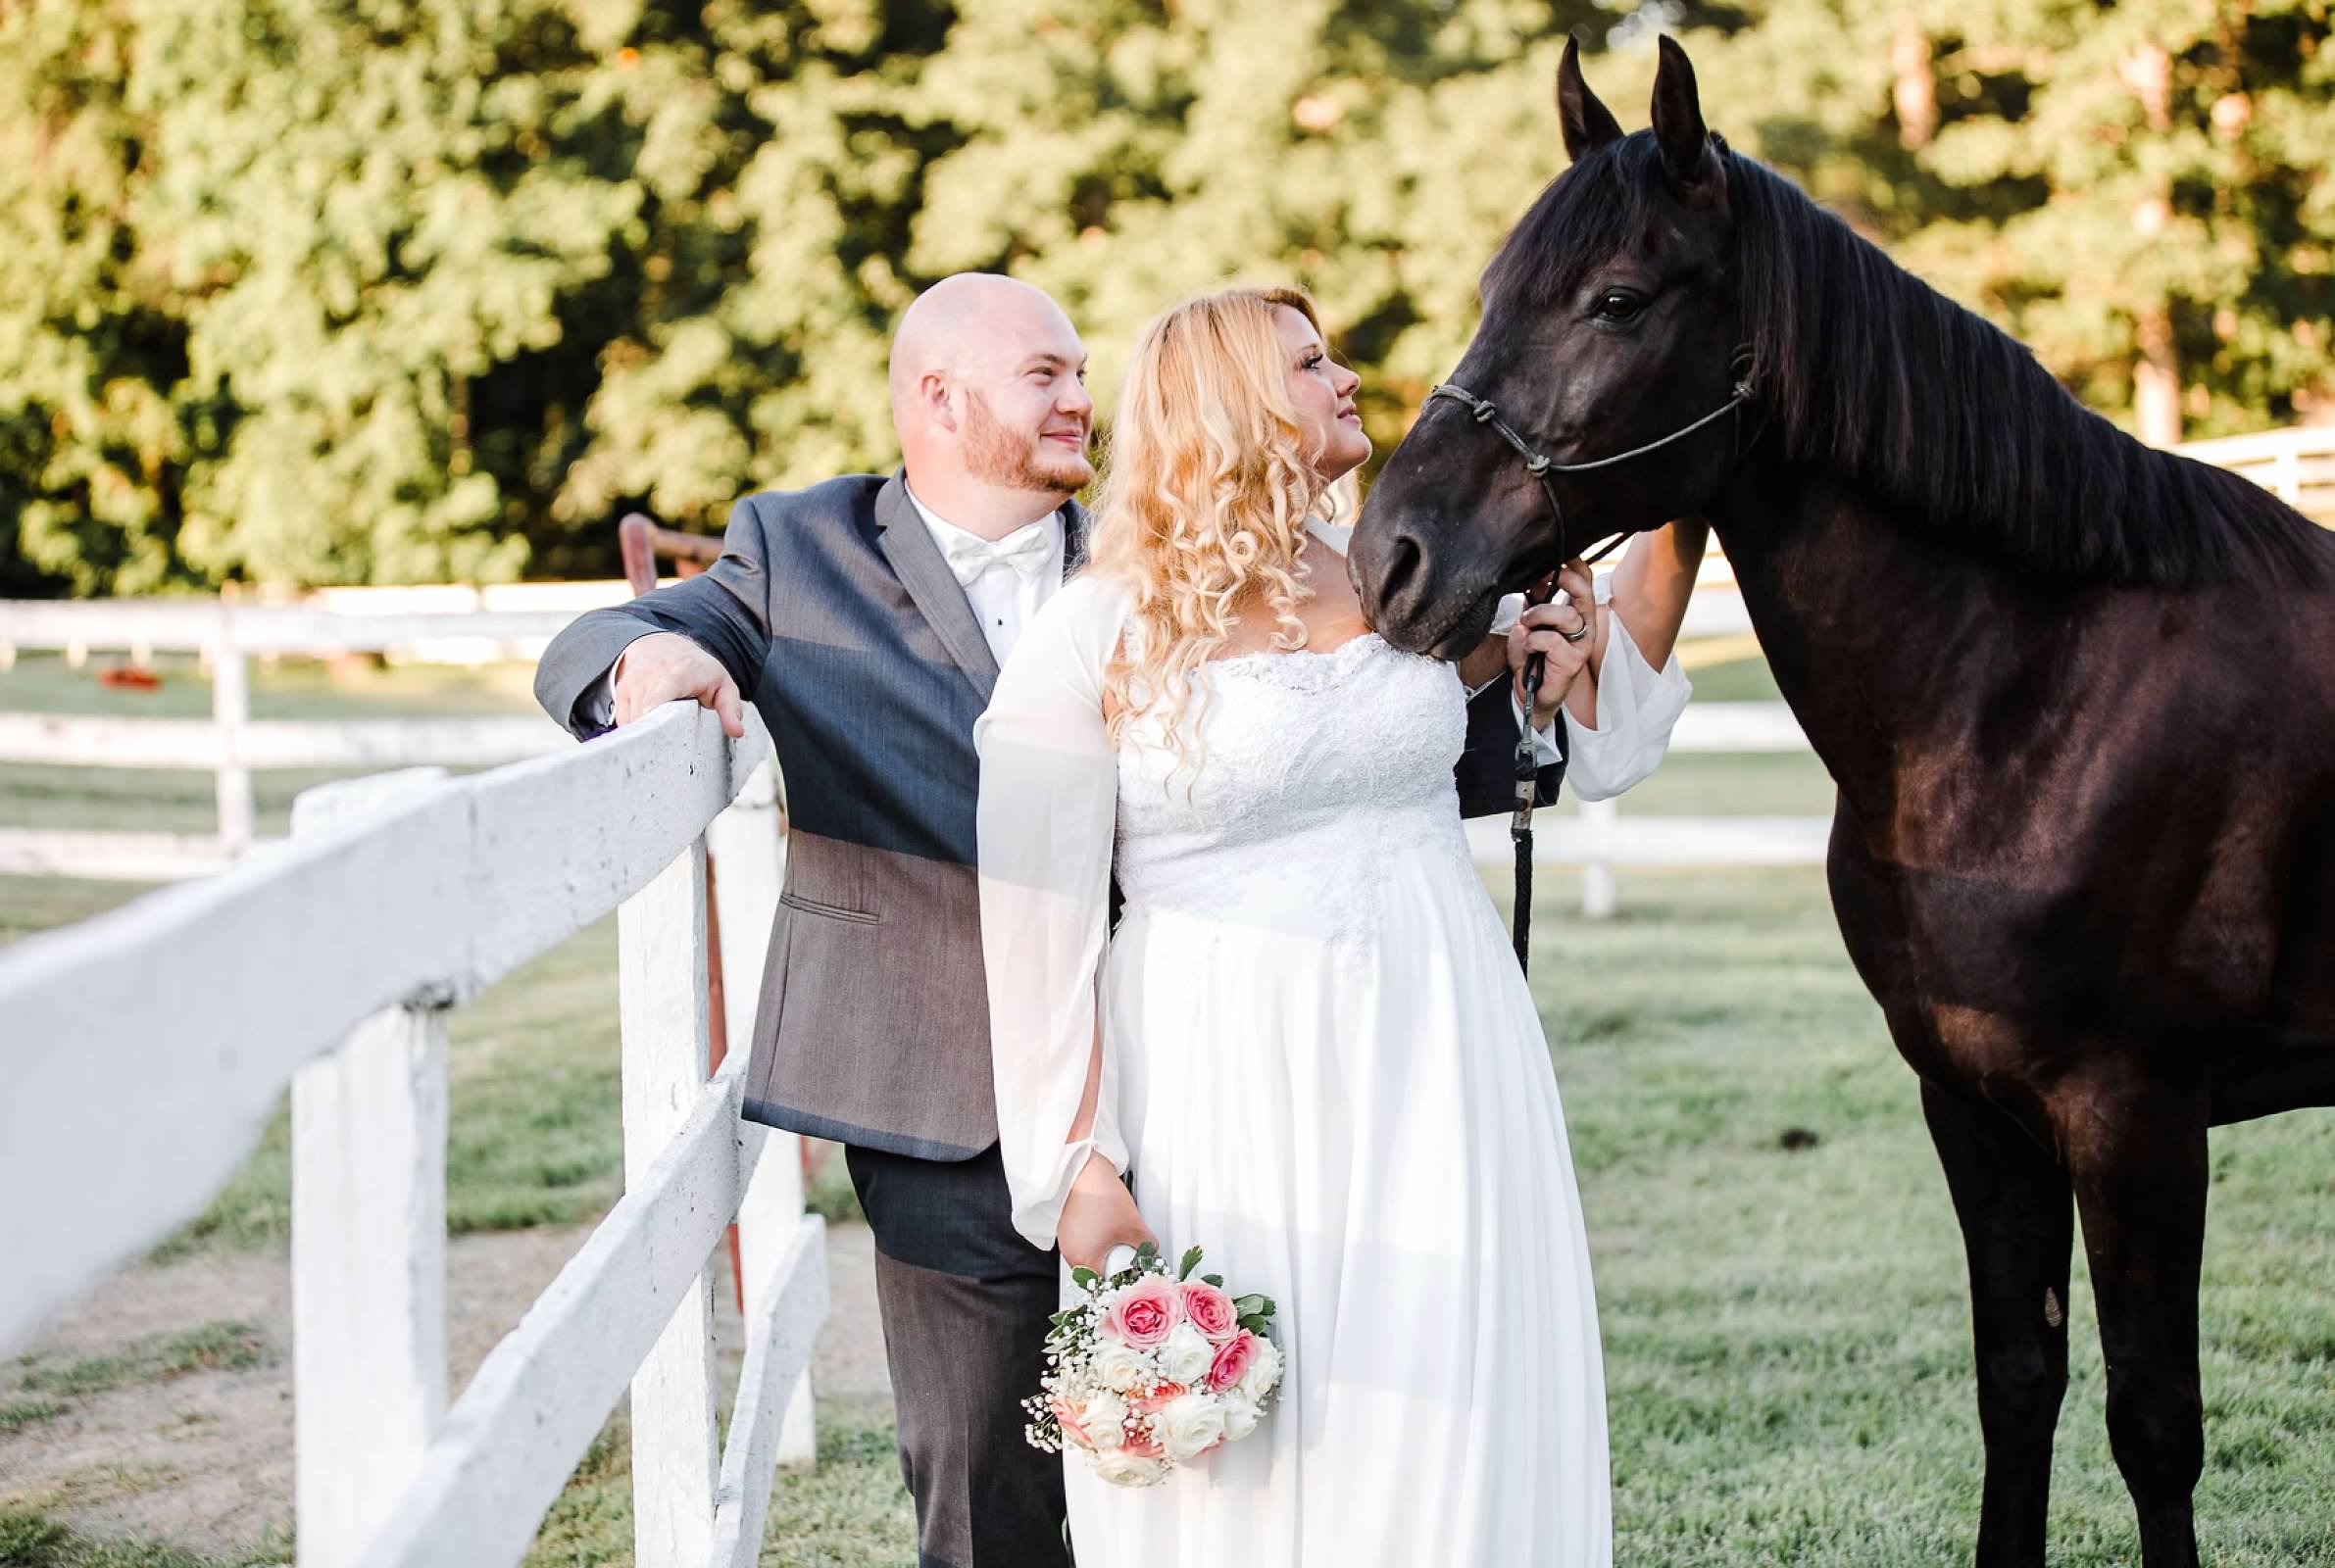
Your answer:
1199,518 -> 1377,668
1207,629 -> 1386,673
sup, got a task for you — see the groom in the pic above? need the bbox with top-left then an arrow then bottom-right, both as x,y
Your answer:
533,272 -> 1569,1567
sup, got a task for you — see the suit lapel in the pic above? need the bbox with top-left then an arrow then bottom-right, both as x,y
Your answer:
875,473 -> 1003,701
1061,497 -> 1091,575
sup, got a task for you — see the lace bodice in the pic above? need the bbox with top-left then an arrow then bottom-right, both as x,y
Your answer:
1113,632 -> 1474,942
974,535 -> 1693,1250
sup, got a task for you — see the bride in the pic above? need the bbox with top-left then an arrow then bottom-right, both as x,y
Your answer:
975,285 -> 1702,1565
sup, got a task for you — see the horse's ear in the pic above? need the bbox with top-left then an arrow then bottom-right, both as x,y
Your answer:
1556,37 -> 1624,163
1650,35 -> 1720,194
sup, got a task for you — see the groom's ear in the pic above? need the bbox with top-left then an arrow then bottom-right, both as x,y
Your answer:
919,370 -> 961,433
1556,37 -> 1624,164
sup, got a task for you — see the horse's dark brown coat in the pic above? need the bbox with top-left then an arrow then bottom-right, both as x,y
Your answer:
1352,36 -> 2334,1568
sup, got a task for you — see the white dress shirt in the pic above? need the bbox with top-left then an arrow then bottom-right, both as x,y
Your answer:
905,484 -> 1066,667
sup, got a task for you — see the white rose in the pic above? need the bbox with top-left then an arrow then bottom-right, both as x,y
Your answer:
1089,1446 -> 1168,1488
1219,1392 -> 1261,1442
1091,1339 -> 1153,1394
1157,1321 -> 1215,1386
1081,1391 -> 1129,1450
1236,1338 -> 1282,1402
1153,1390 -> 1228,1463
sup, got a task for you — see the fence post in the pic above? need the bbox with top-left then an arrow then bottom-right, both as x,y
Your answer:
214,603 -> 254,857
621,835 -> 721,1567
2273,440 -> 2304,506
289,769 -> 453,1568
1580,797 -> 1619,919
707,752 -> 817,1469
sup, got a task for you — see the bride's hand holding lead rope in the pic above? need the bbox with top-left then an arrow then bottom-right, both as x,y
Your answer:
1507,559 -> 1600,731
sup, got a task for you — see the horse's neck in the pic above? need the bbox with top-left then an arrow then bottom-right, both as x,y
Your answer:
1708,465 -> 2021,823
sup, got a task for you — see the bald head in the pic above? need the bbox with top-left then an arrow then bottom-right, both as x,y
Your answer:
889,274 -> 1079,410
889,274 -> 1095,533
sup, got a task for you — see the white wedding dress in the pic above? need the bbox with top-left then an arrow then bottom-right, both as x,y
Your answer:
975,523 -> 1689,1567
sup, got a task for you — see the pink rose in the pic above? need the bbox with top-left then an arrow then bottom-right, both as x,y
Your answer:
1179,1282 -> 1240,1344
1206,1330 -> 1262,1394
1052,1395 -> 1091,1447
1131,1382 -> 1189,1415
1102,1278 -> 1184,1349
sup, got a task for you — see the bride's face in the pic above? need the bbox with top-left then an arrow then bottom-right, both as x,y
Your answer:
1273,306 -> 1370,483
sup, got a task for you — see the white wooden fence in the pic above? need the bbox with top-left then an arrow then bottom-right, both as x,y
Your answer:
10,407 -> 2328,906
2175,423 -> 2335,522
0,585 -> 1809,911
0,597 -> 598,876
0,587 -> 1812,916
0,702 -> 826,1567
1463,699 -> 1826,916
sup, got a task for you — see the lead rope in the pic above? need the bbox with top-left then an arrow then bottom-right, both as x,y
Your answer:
1438,364 -> 1756,965
1439,359 -> 1758,973
1509,573 -> 1556,970
1510,533 -> 1626,973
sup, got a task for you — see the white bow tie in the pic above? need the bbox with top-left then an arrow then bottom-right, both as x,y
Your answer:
941,523 -> 1055,587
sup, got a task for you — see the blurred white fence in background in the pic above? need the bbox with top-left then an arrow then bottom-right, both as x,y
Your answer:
3,423 -> 2324,907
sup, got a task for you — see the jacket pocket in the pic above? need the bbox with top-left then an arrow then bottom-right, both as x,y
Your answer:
778,890 -> 880,925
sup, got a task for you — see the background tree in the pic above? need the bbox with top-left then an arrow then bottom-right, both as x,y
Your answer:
1,0 -> 2326,596
1702,0 -> 2335,446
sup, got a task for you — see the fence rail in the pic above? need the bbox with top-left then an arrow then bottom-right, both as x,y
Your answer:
0,585 -> 1800,911
10,404 -> 2325,902
2175,423 -> 2335,522
0,702 -> 823,1566
0,711 -> 567,769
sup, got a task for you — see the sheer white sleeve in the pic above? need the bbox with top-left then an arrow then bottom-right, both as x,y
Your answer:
975,573 -> 1136,1250
1563,572 -> 1695,802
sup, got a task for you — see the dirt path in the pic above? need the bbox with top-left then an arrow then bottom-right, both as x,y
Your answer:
0,1220 -> 891,1558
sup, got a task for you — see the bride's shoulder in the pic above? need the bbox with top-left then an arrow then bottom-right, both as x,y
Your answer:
1046,566 -> 1139,630
1005,568 -> 1137,680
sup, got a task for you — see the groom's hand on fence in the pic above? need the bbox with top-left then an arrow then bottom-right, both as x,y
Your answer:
1058,1153 -> 1156,1275
612,632 -> 746,739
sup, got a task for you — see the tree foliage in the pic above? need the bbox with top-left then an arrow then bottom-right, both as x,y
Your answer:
2,0 -> 2327,594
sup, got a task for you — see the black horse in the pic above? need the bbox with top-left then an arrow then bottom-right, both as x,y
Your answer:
1353,36 -> 2335,1568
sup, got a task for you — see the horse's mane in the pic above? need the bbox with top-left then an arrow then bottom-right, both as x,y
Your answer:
1486,134 -> 2333,588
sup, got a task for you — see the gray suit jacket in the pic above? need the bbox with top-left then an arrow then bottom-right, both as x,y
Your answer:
536,472 -> 1561,1162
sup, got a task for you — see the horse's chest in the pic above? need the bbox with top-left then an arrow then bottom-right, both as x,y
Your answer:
1828,817 -> 2120,1087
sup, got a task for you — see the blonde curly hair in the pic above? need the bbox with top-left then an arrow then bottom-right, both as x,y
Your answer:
1087,286 -> 1342,769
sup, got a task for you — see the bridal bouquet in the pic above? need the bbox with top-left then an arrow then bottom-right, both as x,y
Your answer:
1023,1243 -> 1282,1487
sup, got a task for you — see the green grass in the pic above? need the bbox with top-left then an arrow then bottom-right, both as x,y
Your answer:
1525,867 -> 2335,1567
0,1401 -> 67,1440
0,1507 -> 290,1568
6,646 -> 2330,1564
14,1323 -> 271,1400
521,1412 -> 917,1567
0,1323 -> 273,1472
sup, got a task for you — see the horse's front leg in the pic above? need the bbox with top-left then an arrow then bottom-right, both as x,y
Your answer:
2063,1070 -> 2210,1568
1921,1080 -> 2072,1568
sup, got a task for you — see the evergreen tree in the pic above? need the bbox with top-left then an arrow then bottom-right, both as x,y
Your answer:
1686,0 -> 2335,444
1,0 -> 2324,595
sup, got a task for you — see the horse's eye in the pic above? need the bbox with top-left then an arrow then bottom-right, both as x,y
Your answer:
1593,289 -> 1645,322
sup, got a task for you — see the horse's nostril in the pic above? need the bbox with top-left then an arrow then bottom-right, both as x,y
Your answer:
1376,532 -> 1423,619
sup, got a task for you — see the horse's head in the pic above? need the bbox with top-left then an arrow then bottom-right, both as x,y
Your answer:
1355,36 -> 1748,658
